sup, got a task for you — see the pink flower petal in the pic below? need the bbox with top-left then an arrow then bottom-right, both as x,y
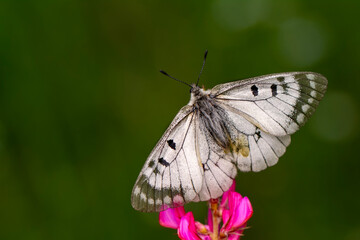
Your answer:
228,227 -> 245,240
195,221 -> 209,234
178,212 -> 202,240
159,206 -> 186,229
221,193 -> 253,233
230,196 -> 252,229
228,233 -> 241,240
220,180 -> 236,207
200,235 -> 211,240
222,209 -> 230,225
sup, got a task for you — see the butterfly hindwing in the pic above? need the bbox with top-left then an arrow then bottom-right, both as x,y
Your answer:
235,128 -> 291,172
213,102 -> 292,172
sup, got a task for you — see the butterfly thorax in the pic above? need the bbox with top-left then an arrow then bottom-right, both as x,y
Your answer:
188,85 -> 231,149
188,85 -> 211,106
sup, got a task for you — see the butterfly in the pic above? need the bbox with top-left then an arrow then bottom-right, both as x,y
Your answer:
131,50 -> 327,212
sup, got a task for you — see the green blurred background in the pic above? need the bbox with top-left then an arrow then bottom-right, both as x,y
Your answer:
1,0 -> 360,239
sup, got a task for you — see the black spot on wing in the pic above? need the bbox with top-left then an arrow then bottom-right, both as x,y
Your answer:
148,160 -> 155,168
158,157 -> 170,167
167,139 -> 176,150
203,163 -> 209,171
277,76 -> 285,82
251,85 -> 258,96
271,84 -> 277,96
255,129 -> 261,142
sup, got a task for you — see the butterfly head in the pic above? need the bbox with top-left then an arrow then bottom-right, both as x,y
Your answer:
188,84 -> 210,106
190,84 -> 200,94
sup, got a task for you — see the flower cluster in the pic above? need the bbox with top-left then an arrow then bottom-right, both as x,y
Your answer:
159,181 -> 253,240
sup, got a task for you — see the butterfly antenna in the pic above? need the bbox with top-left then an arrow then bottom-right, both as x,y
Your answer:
196,49 -> 208,86
160,70 -> 192,88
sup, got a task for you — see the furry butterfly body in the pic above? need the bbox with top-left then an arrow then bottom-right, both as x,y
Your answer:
132,70 -> 327,212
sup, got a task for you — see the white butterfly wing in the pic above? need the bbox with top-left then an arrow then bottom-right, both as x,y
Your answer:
131,105 -> 204,212
132,105 -> 239,210
211,72 -> 327,172
212,72 -> 328,136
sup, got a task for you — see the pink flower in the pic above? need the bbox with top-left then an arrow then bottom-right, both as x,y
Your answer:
160,207 -> 210,240
178,212 -> 203,240
158,180 -> 253,240
159,206 -> 186,229
220,192 -> 253,239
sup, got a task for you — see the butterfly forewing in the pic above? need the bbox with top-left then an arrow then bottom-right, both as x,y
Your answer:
131,106 -> 204,212
212,72 -> 327,136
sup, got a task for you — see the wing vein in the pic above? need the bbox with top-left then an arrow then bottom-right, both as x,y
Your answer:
182,148 -> 198,197
254,101 -> 288,133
